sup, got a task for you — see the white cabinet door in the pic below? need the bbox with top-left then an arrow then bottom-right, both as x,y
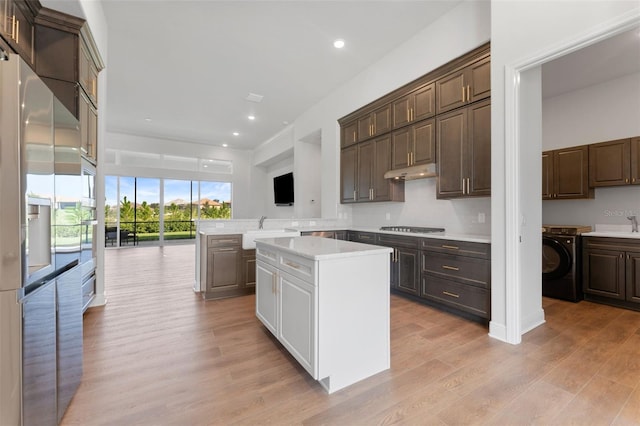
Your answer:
278,271 -> 316,377
256,261 -> 278,334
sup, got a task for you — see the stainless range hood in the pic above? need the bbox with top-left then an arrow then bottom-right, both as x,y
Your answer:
383,163 -> 437,181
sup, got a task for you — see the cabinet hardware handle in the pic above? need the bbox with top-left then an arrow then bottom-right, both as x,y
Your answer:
217,248 -> 235,252
11,15 -> 16,39
410,152 -> 414,165
626,178 -> 629,183
370,188 -> 374,200
620,254 -> 623,258
353,190 -> 356,201
395,249 -> 399,262
461,86 -> 466,103
441,244 -> 459,250
284,260 -> 301,270
16,19 -> 19,44
467,178 -> 470,194
353,131 -> 356,142
442,265 -> 460,271
407,108 -> 410,122
407,152 -> 410,166
462,178 -> 466,194
467,85 -> 470,102
443,291 -> 460,298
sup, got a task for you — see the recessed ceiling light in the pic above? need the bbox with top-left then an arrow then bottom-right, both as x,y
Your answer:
222,143 -> 228,148
144,117 -> 152,122
333,39 -> 345,49
283,121 -> 289,125
248,115 -> 255,120
232,132 -> 239,136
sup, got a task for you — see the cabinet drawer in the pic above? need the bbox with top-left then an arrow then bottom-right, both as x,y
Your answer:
421,276 -> 489,318
348,231 -> 377,245
208,234 -> 241,248
421,238 -> 490,259
377,234 -> 420,249
278,252 -> 316,284
583,237 -> 640,253
256,246 -> 279,267
422,252 -> 490,289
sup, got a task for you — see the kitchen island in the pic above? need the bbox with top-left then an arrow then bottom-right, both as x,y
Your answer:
255,236 -> 392,393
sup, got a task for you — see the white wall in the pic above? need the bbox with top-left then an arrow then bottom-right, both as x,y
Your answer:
349,179 -> 491,234
543,71 -> 640,226
294,139 -> 322,218
491,0 -> 640,343
263,157 -> 294,219
104,131 -> 261,219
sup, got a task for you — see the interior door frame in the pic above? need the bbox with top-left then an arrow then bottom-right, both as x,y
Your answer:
501,13 -> 640,344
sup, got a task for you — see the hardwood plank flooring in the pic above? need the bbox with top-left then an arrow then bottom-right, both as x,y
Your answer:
61,245 -> 640,425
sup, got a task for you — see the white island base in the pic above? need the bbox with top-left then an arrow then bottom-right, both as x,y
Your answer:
255,236 -> 392,394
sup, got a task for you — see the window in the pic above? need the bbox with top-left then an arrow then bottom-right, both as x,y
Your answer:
105,176 -> 231,246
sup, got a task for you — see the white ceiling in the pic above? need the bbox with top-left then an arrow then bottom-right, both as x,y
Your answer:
39,1 -> 640,150
98,0 -> 464,150
542,27 -> 640,99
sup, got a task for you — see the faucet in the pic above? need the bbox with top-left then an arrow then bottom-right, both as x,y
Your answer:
628,215 -> 638,233
259,216 -> 267,230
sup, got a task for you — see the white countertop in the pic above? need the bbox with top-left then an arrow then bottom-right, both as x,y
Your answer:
349,228 -> 491,244
200,227 -> 491,244
255,236 -> 392,261
582,224 -> 640,239
582,231 -> 640,239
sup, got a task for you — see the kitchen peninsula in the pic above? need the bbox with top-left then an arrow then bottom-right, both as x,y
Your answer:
255,236 -> 392,393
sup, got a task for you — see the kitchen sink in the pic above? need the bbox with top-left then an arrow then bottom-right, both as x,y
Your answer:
242,229 -> 300,249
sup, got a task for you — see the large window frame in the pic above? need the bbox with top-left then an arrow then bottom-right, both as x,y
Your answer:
105,176 -> 231,247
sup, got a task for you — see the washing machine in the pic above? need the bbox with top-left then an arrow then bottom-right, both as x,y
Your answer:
542,225 -> 592,302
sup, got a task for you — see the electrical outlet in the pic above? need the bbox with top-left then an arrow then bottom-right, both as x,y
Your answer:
385,213 -> 391,221
478,213 -> 485,224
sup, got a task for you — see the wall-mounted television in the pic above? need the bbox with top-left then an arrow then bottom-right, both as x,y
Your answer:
273,172 -> 294,206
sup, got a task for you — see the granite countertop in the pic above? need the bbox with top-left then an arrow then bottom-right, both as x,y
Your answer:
582,231 -> 640,239
200,227 -> 491,244
582,224 -> 640,239
349,228 -> 491,244
255,236 -> 392,261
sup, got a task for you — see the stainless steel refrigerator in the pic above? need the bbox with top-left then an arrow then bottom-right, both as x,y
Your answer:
1,51 -> 83,425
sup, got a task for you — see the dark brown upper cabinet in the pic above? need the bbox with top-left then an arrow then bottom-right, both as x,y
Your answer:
340,136 -> 404,204
35,8 -> 103,164
341,119 -> 358,148
391,118 -> 435,170
392,83 -> 435,129
589,138 -> 634,187
340,145 -> 357,203
632,137 -> 640,185
1,0 -> 38,67
357,104 -> 392,143
436,56 -> 491,115
436,99 -> 491,199
542,145 -> 593,200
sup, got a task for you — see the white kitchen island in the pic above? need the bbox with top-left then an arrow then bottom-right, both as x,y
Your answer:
255,236 -> 392,394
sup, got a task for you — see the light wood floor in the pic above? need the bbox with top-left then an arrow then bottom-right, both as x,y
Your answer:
61,245 -> 640,425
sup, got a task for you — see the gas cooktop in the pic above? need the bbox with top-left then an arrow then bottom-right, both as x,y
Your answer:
379,226 -> 445,234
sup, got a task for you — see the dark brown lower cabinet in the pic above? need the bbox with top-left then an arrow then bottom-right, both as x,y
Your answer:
421,238 -> 491,320
376,234 -> 421,296
201,235 -> 255,300
583,237 -> 640,310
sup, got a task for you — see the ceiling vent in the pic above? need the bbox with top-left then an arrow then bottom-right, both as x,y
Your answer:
245,92 -> 264,103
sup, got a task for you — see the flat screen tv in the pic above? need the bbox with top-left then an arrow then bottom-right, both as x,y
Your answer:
273,172 -> 294,206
